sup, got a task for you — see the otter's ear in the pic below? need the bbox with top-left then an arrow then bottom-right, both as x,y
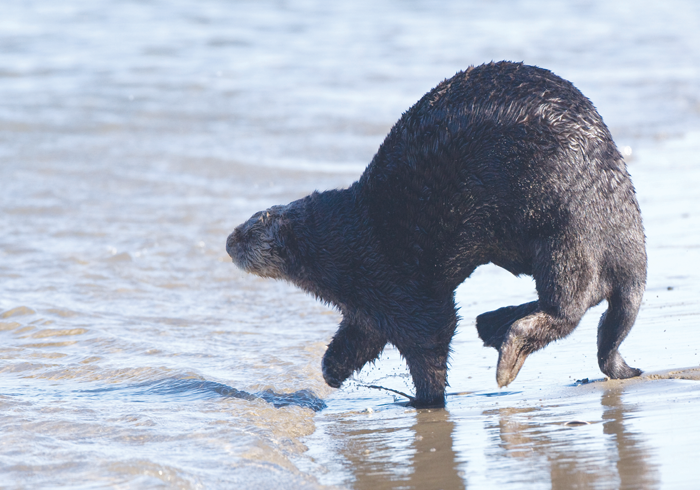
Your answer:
275,220 -> 300,262
275,219 -> 294,249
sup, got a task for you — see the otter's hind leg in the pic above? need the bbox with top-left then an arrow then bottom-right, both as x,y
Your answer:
496,307 -> 588,387
476,301 -> 540,349
597,287 -> 644,379
495,243 -> 593,387
322,317 -> 387,388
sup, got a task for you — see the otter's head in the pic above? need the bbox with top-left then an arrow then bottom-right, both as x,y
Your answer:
226,204 -> 291,279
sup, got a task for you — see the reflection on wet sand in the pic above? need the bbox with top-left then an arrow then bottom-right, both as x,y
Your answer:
336,408 -> 464,490
407,410 -> 464,490
485,386 -> 659,489
601,388 -> 659,490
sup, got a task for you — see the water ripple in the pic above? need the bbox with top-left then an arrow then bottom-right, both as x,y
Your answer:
73,378 -> 327,411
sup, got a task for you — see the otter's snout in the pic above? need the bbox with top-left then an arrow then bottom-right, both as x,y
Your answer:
226,226 -> 244,264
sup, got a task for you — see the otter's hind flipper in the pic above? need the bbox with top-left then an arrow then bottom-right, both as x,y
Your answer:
476,301 -> 539,349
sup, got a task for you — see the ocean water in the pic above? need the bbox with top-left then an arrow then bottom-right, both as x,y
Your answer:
1,1 -> 700,488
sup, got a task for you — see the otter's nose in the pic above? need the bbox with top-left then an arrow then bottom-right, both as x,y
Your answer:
225,227 -> 243,260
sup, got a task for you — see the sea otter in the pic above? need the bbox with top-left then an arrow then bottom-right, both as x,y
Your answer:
226,61 -> 646,408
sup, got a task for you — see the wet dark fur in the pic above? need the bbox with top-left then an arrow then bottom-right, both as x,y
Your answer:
226,61 -> 647,408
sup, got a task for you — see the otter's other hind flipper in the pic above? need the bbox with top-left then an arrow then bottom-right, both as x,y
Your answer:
476,301 -> 539,349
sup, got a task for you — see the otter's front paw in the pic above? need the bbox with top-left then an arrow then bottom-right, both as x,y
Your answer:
322,353 -> 353,388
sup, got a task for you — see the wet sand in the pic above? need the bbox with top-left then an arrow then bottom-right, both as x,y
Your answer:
304,365 -> 700,489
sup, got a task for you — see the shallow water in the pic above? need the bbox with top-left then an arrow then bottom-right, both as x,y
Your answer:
2,1 -> 700,488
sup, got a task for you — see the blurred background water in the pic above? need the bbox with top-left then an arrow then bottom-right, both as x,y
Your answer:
1,1 -> 700,488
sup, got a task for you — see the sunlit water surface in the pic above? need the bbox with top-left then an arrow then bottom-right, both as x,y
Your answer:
2,1 -> 700,488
